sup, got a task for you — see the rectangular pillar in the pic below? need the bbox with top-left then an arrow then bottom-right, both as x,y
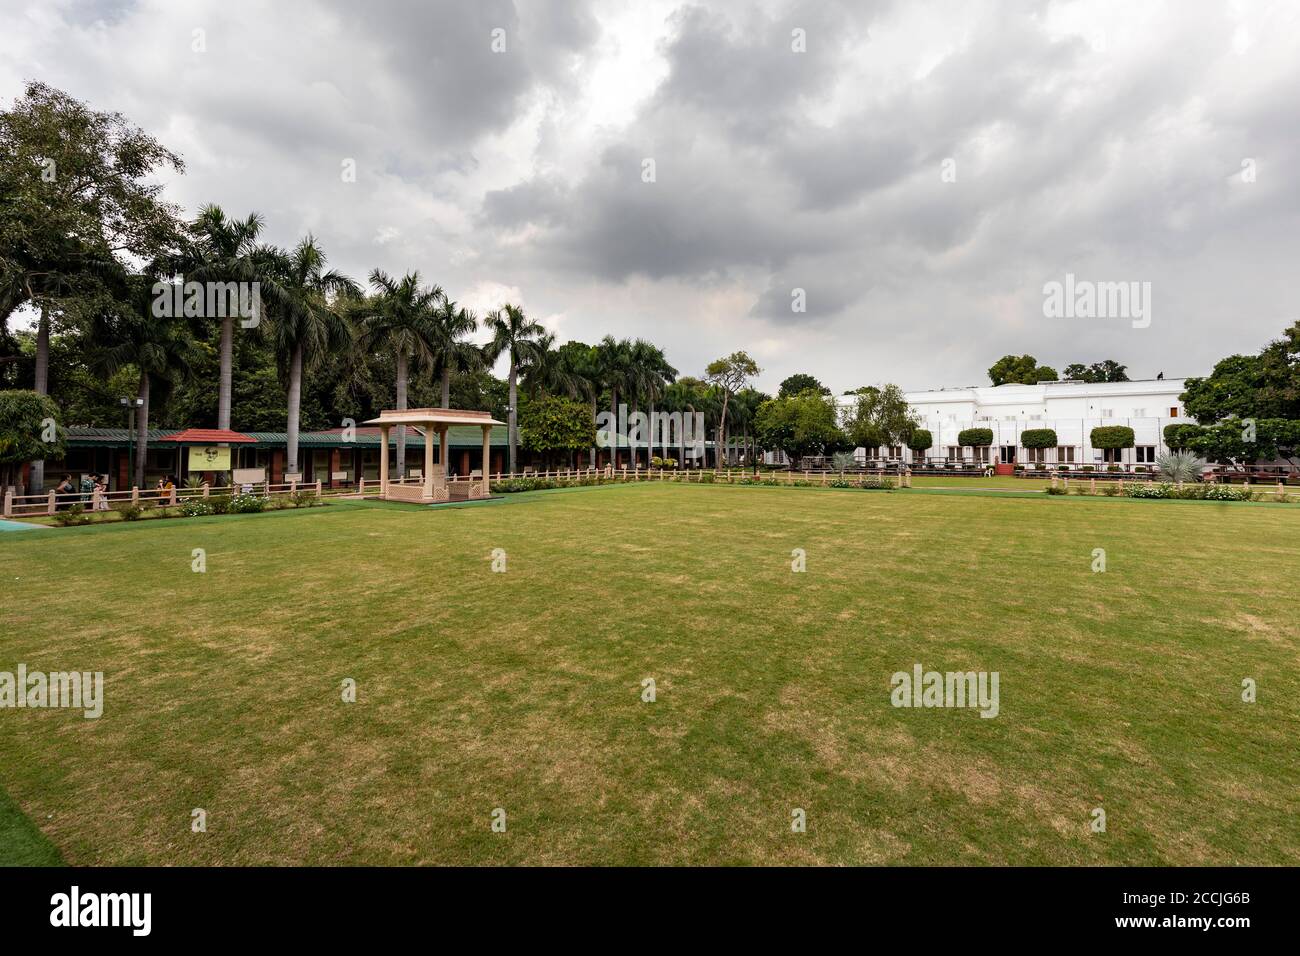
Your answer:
423,425 -> 435,496
439,427 -> 449,474
379,425 -> 390,493
482,425 -> 492,482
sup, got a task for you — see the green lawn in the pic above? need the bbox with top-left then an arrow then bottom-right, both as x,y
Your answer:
2,484 -> 1297,865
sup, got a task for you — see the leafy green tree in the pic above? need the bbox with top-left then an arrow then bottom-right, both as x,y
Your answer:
520,395 -> 596,466
1181,324 -> 1300,424
906,428 -> 933,454
778,373 -> 828,398
1020,428 -> 1058,448
483,304 -> 545,474
1090,426 -> 1135,450
958,427 -> 993,449
1,81 -> 183,488
89,275 -> 199,487
988,354 -> 1058,385
1063,360 -> 1128,383
0,389 -> 64,490
753,390 -> 845,467
706,351 -> 760,468
843,383 -> 918,448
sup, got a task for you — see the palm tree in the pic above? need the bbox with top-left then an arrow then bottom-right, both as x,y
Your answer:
268,236 -> 359,477
430,297 -> 480,408
178,205 -> 286,430
594,336 -> 633,467
627,339 -> 676,466
519,332 -> 585,400
483,304 -> 544,475
91,276 -> 197,488
357,270 -> 442,478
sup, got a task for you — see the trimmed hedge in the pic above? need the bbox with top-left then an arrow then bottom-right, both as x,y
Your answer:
1091,425 -> 1135,449
1019,428 -> 1058,449
907,428 -> 933,452
957,428 -> 993,448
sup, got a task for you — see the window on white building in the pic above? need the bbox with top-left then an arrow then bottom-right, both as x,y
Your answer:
946,445 -> 960,460
1025,447 -> 1045,464
1135,446 -> 1155,463
1057,445 -> 1076,463
1132,408 -> 1146,418
1100,408 -> 1115,417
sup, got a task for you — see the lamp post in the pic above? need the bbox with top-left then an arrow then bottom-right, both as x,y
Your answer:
119,396 -> 143,488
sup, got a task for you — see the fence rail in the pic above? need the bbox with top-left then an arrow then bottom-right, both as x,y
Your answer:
10,463 -> 1296,519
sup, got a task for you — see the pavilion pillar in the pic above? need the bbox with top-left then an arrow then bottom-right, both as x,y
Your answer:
439,426 -> 449,475
481,424 -> 492,482
379,425 -> 390,494
423,424 -> 435,497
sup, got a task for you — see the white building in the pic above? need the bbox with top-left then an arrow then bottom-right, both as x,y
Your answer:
838,378 -> 1189,468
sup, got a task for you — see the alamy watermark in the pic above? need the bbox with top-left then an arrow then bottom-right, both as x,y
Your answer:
152,277 -> 261,328
595,403 -> 706,459
1043,273 -> 1151,329
1,664 -> 103,718
890,664 -> 999,718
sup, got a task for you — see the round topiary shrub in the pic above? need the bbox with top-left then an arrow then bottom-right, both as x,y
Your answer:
1090,425 -> 1135,449
957,427 -> 993,449
907,428 -> 933,453
1020,428 -> 1058,449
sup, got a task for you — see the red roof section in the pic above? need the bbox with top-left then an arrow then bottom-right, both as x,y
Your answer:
161,428 -> 257,444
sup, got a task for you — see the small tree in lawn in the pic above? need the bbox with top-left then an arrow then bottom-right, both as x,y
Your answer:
957,427 -> 993,464
907,428 -> 933,464
843,384 -> 919,452
520,395 -> 596,469
753,391 -> 846,469
1090,426 -> 1135,468
705,351 -> 760,468
1019,428 -> 1057,469
0,390 -> 65,492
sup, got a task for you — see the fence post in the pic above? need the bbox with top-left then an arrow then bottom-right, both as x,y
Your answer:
358,477 -> 365,495
1089,478 -> 1096,495
202,482 -> 210,498
47,490 -> 56,515
131,486 -> 139,505
2,490 -> 11,518
315,479 -> 322,498
290,478 -> 297,496
169,486 -> 177,506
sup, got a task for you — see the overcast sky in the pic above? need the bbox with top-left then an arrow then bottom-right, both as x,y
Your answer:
3,0 -> 1297,393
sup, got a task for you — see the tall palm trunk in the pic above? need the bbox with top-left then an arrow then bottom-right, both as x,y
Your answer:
507,362 -> 518,475
395,350 -> 408,478
682,403 -> 693,467
134,372 -> 150,490
286,342 -> 304,476
30,304 -> 50,492
609,388 -> 619,468
218,315 -> 233,429
441,368 -> 451,409
648,401 -> 656,465
589,397 -> 597,469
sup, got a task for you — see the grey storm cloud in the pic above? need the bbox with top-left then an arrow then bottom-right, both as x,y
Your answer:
3,0 -> 1299,391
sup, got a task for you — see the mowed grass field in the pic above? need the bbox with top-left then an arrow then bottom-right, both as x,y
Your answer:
1,483 -> 1298,865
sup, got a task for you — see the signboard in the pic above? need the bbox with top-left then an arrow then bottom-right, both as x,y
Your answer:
187,445 -> 231,471
233,468 -> 265,484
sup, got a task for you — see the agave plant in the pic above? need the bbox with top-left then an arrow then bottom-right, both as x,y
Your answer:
1156,449 -> 1202,483
832,451 -> 856,474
